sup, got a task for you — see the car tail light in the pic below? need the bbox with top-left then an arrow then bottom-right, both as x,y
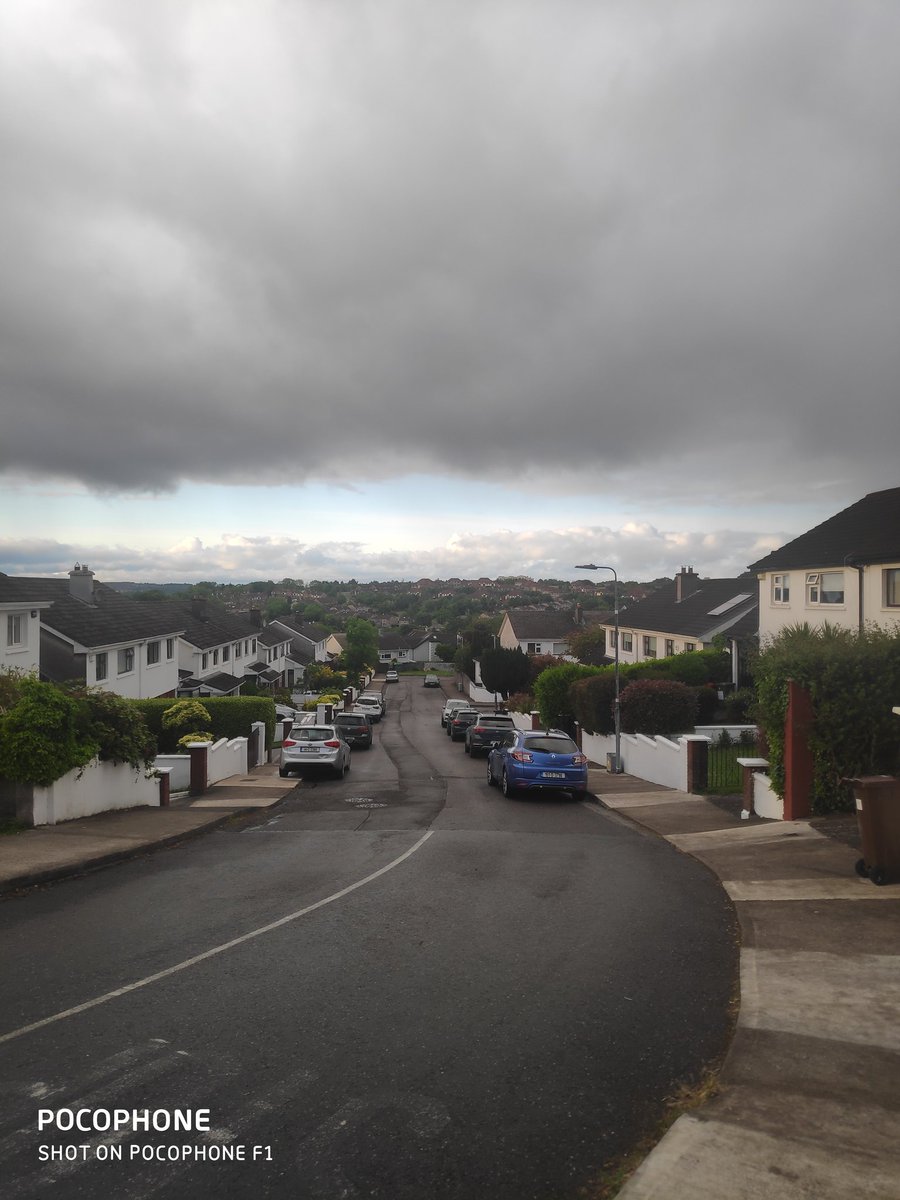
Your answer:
474,726 -> 486,733
324,739 -> 341,748
283,738 -> 297,747
572,754 -> 587,765
510,750 -> 533,763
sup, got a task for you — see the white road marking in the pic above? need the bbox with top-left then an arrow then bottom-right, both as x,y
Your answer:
0,829 -> 434,1047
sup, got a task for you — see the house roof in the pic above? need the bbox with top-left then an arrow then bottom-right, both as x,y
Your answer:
378,628 -> 434,651
0,575 -> 186,649
503,610 -> 580,640
748,488 -> 900,573
180,671 -> 243,694
161,600 -> 259,651
610,577 -> 758,640
257,626 -> 286,647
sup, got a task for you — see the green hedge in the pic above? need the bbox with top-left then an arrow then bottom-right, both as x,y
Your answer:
130,696 -> 277,752
754,623 -> 900,814
569,648 -> 729,734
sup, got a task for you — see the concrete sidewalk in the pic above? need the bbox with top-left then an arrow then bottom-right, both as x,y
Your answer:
0,762 -> 296,894
588,768 -> 900,1200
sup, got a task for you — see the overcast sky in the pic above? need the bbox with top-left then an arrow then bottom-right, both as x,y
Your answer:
3,1 -> 899,583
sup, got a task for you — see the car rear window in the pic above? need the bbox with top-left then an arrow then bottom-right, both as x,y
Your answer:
336,715 -> 368,726
476,716 -> 515,725
523,736 -> 579,754
291,728 -> 336,742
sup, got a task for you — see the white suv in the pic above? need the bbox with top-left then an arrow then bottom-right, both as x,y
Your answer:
441,698 -> 471,727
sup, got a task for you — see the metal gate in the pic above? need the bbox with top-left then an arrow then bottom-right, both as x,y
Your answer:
706,734 -> 758,794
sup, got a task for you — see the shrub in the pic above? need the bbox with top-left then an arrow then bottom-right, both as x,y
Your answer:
131,696 -> 277,751
176,731 -> 215,750
71,687 -> 156,770
754,622 -> 900,813
570,673 -> 619,734
618,679 -> 698,735
533,663 -> 604,732
505,691 -> 535,715
0,675 -> 96,787
162,699 -> 213,732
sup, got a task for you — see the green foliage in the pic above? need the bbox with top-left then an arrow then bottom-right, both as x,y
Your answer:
618,679 -> 698,735
479,648 -> 532,699
0,675 -> 96,787
304,663 -> 348,693
505,691 -> 535,715
754,623 -> 900,814
343,618 -> 379,680
533,663 -> 604,731
176,731 -> 214,750
568,625 -> 608,666
569,648 -> 729,734
161,699 -> 213,732
132,696 -> 277,751
69,688 -> 156,770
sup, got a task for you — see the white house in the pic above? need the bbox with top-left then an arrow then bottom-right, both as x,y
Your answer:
0,576 -> 53,675
0,565 -> 185,698
378,629 -> 441,665
749,488 -> 900,642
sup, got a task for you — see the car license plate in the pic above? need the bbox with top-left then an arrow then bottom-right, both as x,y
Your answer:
299,746 -> 319,753
541,771 -> 566,779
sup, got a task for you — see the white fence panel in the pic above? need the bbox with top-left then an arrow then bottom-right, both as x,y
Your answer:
30,758 -> 161,826
207,737 -> 248,785
582,730 -> 692,791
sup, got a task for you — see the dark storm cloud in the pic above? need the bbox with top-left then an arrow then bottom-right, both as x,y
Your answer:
2,0 -> 899,501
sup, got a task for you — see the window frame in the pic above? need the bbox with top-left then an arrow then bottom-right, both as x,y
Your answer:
642,635 -> 657,659
6,613 -> 25,647
117,646 -> 135,675
95,652 -> 108,682
146,640 -> 160,666
806,570 -> 845,606
883,568 -> 900,608
772,573 -> 791,605
621,633 -> 633,653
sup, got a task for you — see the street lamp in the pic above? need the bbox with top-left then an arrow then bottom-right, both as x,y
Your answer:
574,563 -> 621,772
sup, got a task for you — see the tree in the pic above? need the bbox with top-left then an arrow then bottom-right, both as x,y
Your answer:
479,648 -> 532,699
265,596 -> 292,620
343,617 -> 379,680
533,663 -> 604,732
569,626 -> 607,666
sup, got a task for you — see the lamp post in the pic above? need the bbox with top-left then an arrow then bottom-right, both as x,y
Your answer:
574,563 -> 621,772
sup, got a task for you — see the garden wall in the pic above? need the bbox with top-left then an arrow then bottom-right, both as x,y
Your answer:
22,758 -> 162,827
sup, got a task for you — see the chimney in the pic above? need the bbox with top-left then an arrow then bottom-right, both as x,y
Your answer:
250,607 -> 262,629
675,566 -> 701,602
68,562 -> 95,604
190,595 -> 208,620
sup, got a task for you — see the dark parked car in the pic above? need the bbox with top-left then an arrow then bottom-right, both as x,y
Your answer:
423,673 -> 440,687
487,729 -> 588,798
447,708 -> 481,741
465,712 -> 517,756
333,711 -> 374,749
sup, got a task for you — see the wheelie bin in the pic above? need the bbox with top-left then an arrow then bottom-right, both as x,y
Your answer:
845,775 -> 900,886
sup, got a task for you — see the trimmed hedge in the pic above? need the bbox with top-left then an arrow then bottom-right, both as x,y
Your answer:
568,648 -> 730,734
618,679 -> 698,735
130,696 -> 277,752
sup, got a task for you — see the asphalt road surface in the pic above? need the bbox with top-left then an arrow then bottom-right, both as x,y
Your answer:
0,679 -> 738,1199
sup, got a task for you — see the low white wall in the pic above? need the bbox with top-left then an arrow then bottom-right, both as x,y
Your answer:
466,680 -> 498,706
207,737 -> 248,784
31,758 -> 161,826
695,724 -> 758,743
154,754 -> 190,792
582,730 -> 698,791
752,770 -> 784,820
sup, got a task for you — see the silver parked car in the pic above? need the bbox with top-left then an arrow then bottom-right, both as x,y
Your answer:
280,724 -> 351,778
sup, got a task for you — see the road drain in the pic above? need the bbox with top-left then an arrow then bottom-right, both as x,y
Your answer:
344,797 -> 388,809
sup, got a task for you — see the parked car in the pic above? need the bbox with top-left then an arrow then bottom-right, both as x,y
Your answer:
280,724 -> 351,778
385,669 -> 399,683
486,729 -> 588,798
423,673 -> 440,687
355,694 -> 385,722
441,698 -> 471,727
448,708 -> 481,741
333,711 -> 374,749
275,704 -> 298,723
465,712 -> 517,756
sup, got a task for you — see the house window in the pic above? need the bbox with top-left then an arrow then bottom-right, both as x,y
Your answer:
244,640 -> 249,654
621,633 -> 633,652
643,636 -> 657,658
166,638 -> 175,660
222,645 -> 230,662
147,641 -> 160,666
95,652 -> 108,681
527,643 -> 543,654
806,571 -> 844,605
234,642 -> 242,660
202,653 -> 209,670
609,630 -> 617,649
665,639 -> 675,657
117,647 -> 135,674
884,569 -> 900,608
684,642 -> 696,653
251,638 -> 257,653
772,574 -> 790,604
213,649 -> 219,665
6,614 -> 25,647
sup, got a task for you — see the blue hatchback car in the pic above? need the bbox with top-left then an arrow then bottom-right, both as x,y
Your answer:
486,729 -> 588,798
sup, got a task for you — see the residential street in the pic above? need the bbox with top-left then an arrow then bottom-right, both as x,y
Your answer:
0,680 -> 738,1199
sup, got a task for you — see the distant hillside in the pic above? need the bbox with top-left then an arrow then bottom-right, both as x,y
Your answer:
107,582 -> 193,594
